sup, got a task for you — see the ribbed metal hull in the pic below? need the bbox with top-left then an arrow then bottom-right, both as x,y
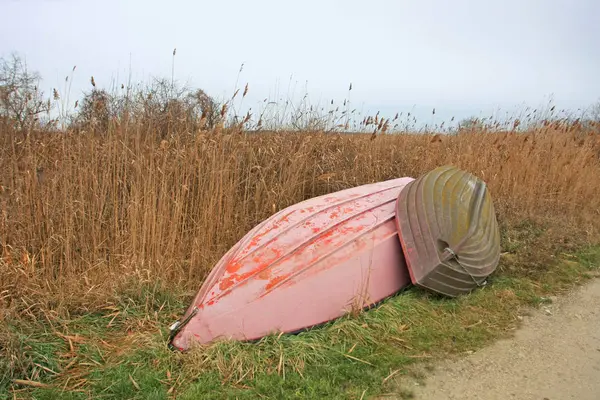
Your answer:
394,165 -> 500,297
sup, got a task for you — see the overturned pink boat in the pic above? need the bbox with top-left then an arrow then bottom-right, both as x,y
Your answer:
169,177 -> 415,351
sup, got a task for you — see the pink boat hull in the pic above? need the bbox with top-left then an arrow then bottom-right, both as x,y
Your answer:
170,177 -> 415,351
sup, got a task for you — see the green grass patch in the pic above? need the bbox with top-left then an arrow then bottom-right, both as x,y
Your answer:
3,240 -> 600,399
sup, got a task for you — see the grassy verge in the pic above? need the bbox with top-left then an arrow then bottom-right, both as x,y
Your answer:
3,225 -> 599,400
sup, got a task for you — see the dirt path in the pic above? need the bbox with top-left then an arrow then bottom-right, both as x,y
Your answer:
409,278 -> 600,400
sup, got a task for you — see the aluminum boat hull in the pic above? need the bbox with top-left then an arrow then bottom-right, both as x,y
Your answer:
394,165 -> 501,297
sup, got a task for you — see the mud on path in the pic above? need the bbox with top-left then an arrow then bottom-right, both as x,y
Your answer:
407,278 -> 600,400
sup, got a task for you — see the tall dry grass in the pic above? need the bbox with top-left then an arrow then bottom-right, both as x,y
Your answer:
1,120 -> 599,318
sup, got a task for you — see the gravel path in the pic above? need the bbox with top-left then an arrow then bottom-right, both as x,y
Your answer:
410,278 -> 600,400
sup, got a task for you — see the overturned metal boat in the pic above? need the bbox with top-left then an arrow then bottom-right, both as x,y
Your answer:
394,165 -> 500,297
170,177 -> 415,350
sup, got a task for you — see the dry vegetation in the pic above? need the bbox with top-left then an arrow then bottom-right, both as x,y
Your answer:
1,120 -> 599,320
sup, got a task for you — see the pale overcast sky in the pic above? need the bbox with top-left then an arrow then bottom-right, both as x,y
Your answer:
1,0 -> 599,125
